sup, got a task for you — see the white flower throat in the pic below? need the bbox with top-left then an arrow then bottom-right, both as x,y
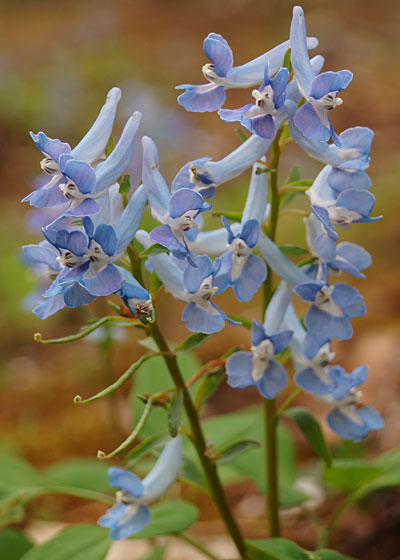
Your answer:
314,286 -> 343,316
245,85 -> 275,119
229,237 -> 252,280
40,157 -> 60,176
251,338 -> 274,382
189,275 -> 219,315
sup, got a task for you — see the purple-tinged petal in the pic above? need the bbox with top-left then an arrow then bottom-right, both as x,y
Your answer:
22,243 -> 59,269
63,283 -> 96,308
221,216 -> 235,244
294,102 -> 330,142
339,126 -> 374,156
256,360 -> 288,399
331,283 -> 365,317
203,33 -> 233,76
218,105 -> 252,123
251,319 -> 266,346
305,306 -> 353,341
142,136 -> 170,218
177,84 -> 226,112
24,183 -> 67,208
336,189 -> 376,220
81,264 -> 122,296
55,230 -> 88,256
60,159 -> 96,194
107,466 -> 144,497
150,225 -> 188,259
290,6 -> 315,97
98,503 -> 127,529
183,255 -> 213,293
240,219 -> 260,248
328,168 -> 371,192
109,505 -> 150,540
295,282 -> 324,302
115,185 -> 147,254
233,254 -> 266,302
33,294 -> 66,319
169,188 -> 209,219
271,67 -> 289,109
336,242 -> 371,271
226,351 -> 253,388
30,131 -> 71,161
245,114 -> 275,139
310,71 -> 352,99
182,302 -> 225,333
66,198 -> 101,217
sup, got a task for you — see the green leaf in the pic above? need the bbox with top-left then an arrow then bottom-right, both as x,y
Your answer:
131,501 -> 199,539
119,174 -> 131,196
283,407 -> 331,467
0,449 -> 45,496
140,244 -> 170,258
175,332 -> 213,353
21,525 -> 111,560
0,529 -> 32,560
284,180 -> 313,188
215,440 -> 260,465
212,211 -> 242,222
285,165 -> 300,184
44,459 -> 110,492
168,393 -> 182,437
105,135 -> 114,156
282,48 -> 292,72
227,314 -> 252,329
236,128 -> 249,143
278,244 -> 309,257
194,370 -> 225,410
125,432 -> 170,465
323,459 -> 381,492
246,538 -> 310,560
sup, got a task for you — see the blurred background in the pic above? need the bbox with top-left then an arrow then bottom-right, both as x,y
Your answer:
1,0 -> 400,558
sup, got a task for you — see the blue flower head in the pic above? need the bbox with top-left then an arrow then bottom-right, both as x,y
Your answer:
226,320 -> 292,399
218,62 -> 289,139
214,217 -> 267,301
117,267 -> 154,324
99,436 -> 182,540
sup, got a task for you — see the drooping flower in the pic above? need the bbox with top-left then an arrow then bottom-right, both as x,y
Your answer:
176,33 -> 318,113
117,267 -> 153,324
290,6 -> 352,146
98,436 -> 182,540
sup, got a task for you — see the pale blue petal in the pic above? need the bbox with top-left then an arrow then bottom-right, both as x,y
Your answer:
72,87 -> 121,163
33,294 -> 66,319
310,71 -> 352,99
336,189 -> 376,220
65,198 -> 100,217
142,436 -> 182,501
55,230 -> 87,256
326,408 -> 367,442
295,281 -> 324,302
81,264 -> 122,296
63,283 -> 96,308
327,168 -> 371,192
336,242 -> 371,271
226,351 -> 253,388
256,360 -> 288,399
218,105 -> 252,123
269,329 -> 293,355
233,254 -> 266,302
169,188 -> 208,219
251,319 -> 266,346
109,505 -> 150,540
290,6 -> 315,96
24,183 -> 67,208
98,503 -> 128,529
203,33 -> 233,76
177,84 -> 226,112
241,161 -> 268,225
115,185 -> 147,254
294,102 -> 331,142
183,255 -> 213,293
141,136 -> 170,218
263,281 -> 293,334
22,243 -> 59,269
240,219 -> 260,248
150,225 -> 188,259
182,302 -> 225,333
258,232 -> 310,287
107,466 -> 144,497
357,405 -> 383,431
30,131 -> 71,161
94,112 -> 141,194
305,305 -> 353,341
60,159 -> 96,195
271,67 -> 289,108
295,367 -> 333,395
94,225 -> 117,256
245,114 -> 275,139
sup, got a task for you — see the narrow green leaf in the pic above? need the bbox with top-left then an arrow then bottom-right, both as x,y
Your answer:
130,501 -> 199,539
175,332 -> 213,353
44,459 -> 109,492
282,48 -> 292,72
119,174 -> 131,196
283,407 -> 331,467
125,432 -> 170,465
280,123 -> 291,142
285,165 -> 300,184
279,191 -> 297,210
236,128 -> 249,143
140,244 -> 170,257
278,244 -> 309,257
194,370 -> 225,410
180,456 -> 208,492
215,440 -> 260,465
284,180 -> 313,187
34,316 -> 134,344
105,135 -> 114,156
168,393 -> 183,437
227,314 -> 252,329
246,538 -> 310,560
0,529 -> 32,560
323,458 -> 382,492
212,211 -> 242,222
21,525 -> 111,560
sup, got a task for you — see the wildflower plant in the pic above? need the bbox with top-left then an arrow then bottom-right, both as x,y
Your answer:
14,6 -> 389,560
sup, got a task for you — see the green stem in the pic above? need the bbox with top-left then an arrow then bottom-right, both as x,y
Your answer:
176,533 -> 221,560
148,321 -> 247,559
262,126 -> 283,537
275,388 -> 302,418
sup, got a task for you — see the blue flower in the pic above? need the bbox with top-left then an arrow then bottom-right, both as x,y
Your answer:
24,109 -> 141,217
98,436 -> 182,540
176,33 -> 318,113
290,6 -> 352,146
226,320 -> 292,399
219,63 -> 289,139
117,267 -> 153,323
295,278 -> 366,341
142,137 -> 210,265
214,217 -> 267,301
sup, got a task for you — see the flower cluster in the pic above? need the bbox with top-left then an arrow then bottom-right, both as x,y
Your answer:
22,6 -> 383,538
